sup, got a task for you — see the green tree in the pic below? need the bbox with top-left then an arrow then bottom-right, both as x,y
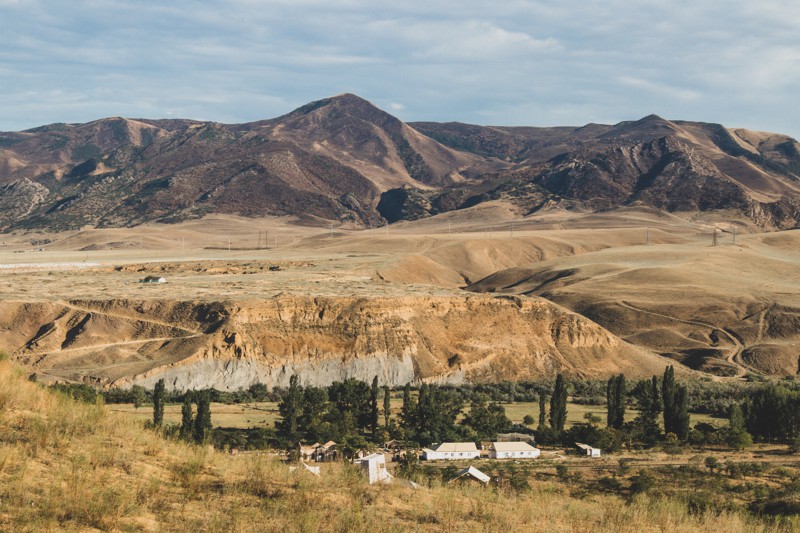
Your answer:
606,374 -> 626,429
328,378 -> 372,430
538,393 -> 547,428
550,374 -> 568,432
725,404 -> 753,450
370,376 -> 380,440
193,391 -> 212,444
523,414 -> 535,426
276,374 -> 303,445
383,385 -> 391,429
674,385 -> 690,441
131,385 -> 147,410
461,396 -> 512,439
180,393 -> 194,441
414,384 -> 464,445
400,383 -> 417,434
152,378 -> 165,427
299,386 -> 328,441
662,366 -> 676,435
631,377 -> 661,446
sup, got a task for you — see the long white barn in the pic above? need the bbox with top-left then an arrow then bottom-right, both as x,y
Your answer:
489,441 -> 540,459
421,442 -> 481,460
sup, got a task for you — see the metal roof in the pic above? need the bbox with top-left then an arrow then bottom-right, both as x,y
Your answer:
491,441 -> 537,452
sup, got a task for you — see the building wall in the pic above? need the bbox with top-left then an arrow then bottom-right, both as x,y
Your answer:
424,451 -> 481,460
490,449 -> 541,459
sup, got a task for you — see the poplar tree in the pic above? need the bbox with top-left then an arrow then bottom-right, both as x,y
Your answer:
180,393 -> 194,441
152,378 -> 165,427
614,374 -> 626,429
662,366 -> 676,435
538,393 -> 547,428
370,376 -> 380,440
549,374 -> 568,432
606,376 -> 617,428
400,383 -> 416,433
277,374 -> 303,445
383,385 -> 391,428
606,374 -> 626,429
674,385 -> 690,441
193,391 -> 212,444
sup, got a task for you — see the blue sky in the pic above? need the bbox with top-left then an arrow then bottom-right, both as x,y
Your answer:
1,0 -> 798,138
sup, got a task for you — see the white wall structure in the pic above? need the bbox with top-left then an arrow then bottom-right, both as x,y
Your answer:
489,441 -> 541,459
360,453 -> 393,484
575,443 -> 601,457
421,442 -> 481,461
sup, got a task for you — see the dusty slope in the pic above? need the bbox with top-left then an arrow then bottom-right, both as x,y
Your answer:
2,211 -> 798,385
1,294 -> 669,390
468,230 -> 800,377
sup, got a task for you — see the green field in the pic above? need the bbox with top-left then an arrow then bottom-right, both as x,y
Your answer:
111,398 -> 724,430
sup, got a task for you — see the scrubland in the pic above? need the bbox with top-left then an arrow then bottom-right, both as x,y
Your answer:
1,357 -> 798,532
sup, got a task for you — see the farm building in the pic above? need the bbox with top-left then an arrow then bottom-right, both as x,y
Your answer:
489,441 -> 541,459
140,276 -> 166,283
298,441 -> 339,462
575,443 -> 602,457
421,442 -> 481,461
448,466 -> 491,486
359,453 -> 393,485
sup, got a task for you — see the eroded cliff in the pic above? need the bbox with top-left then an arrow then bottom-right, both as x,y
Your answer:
0,294 -> 671,390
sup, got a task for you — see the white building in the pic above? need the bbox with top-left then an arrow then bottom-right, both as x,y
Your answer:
489,441 -> 541,459
575,443 -> 602,457
359,453 -> 393,485
421,442 -> 481,461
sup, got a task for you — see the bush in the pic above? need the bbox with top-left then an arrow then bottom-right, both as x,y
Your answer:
629,470 -> 655,494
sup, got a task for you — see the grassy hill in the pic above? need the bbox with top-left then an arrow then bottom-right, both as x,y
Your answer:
0,356 -> 797,531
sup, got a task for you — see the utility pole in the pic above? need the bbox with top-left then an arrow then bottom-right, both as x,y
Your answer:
511,221 -> 514,238
448,221 -> 451,235
646,227 -> 650,246
712,227 -> 718,246
329,224 -> 333,239
733,226 -> 737,244
228,237 -> 231,251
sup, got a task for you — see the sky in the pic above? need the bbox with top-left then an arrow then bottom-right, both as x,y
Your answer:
1,0 -> 798,138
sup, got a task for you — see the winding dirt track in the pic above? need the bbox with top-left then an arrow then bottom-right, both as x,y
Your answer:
617,301 -> 748,378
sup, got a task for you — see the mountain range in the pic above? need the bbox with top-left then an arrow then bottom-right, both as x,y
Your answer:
1,93 -> 799,231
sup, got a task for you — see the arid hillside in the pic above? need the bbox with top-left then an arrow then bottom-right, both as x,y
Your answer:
2,95 -> 799,231
1,206 -> 799,386
1,294 -> 668,390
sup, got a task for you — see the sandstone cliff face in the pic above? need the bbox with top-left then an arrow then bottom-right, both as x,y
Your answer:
0,295 -> 670,390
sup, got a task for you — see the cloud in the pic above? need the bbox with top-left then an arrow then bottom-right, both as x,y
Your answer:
0,0 -> 797,139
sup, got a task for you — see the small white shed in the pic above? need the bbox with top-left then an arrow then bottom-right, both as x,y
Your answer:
360,453 -> 393,485
575,443 -> 601,457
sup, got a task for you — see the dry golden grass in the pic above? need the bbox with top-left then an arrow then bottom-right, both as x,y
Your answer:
0,358 -> 797,532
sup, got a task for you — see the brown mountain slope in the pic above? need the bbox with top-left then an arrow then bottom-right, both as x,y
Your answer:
2,95 -> 800,231
0,95 -> 503,231
404,116 -> 800,229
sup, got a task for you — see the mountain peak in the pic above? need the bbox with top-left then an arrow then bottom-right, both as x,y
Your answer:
286,93 -> 384,119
